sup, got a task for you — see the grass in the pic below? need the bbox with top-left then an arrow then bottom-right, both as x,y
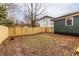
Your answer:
0,33 -> 79,56
25,34 -> 50,48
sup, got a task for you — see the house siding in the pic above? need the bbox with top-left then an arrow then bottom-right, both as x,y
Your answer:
54,16 -> 79,34
37,18 -> 54,27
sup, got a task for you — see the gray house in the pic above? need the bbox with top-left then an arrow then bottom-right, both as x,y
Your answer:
51,11 -> 79,35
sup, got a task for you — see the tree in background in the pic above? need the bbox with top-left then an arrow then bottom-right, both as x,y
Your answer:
0,4 -> 13,27
0,3 -> 46,27
4,3 -> 20,26
22,3 -> 46,27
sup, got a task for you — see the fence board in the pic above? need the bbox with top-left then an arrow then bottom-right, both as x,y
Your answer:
0,26 -> 9,44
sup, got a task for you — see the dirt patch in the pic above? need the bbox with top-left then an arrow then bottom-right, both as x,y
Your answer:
0,33 -> 79,56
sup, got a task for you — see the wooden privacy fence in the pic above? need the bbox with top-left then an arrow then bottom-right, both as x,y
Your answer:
0,26 -> 9,44
9,26 -> 54,36
0,25 -> 54,44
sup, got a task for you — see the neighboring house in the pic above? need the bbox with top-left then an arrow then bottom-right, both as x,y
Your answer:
37,15 -> 54,27
51,11 -> 79,35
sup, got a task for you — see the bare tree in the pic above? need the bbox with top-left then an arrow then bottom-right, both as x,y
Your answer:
2,3 -> 46,27
4,3 -> 20,25
22,3 -> 46,27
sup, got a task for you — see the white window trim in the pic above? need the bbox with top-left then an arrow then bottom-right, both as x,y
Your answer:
65,16 -> 74,26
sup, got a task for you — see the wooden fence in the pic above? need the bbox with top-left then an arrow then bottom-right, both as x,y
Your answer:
9,26 -> 54,36
0,26 -> 9,44
0,26 -> 54,44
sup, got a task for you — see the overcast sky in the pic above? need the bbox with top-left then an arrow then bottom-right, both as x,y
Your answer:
16,3 -> 79,21
45,3 -> 79,17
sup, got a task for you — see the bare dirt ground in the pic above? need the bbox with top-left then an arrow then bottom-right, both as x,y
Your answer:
0,33 -> 79,56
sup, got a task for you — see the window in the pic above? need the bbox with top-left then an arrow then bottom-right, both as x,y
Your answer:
65,16 -> 73,26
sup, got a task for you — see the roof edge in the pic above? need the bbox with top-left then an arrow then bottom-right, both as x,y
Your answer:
51,11 -> 79,21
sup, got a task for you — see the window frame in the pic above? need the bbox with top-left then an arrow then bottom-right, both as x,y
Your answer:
65,16 -> 74,26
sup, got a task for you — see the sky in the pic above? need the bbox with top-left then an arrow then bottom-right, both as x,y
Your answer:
45,3 -> 79,17
14,3 -> 79,21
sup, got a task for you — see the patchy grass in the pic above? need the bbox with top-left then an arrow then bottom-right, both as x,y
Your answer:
0,33 -> 79,56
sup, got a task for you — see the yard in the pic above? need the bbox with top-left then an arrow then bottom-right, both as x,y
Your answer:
0,33 -> 79,56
